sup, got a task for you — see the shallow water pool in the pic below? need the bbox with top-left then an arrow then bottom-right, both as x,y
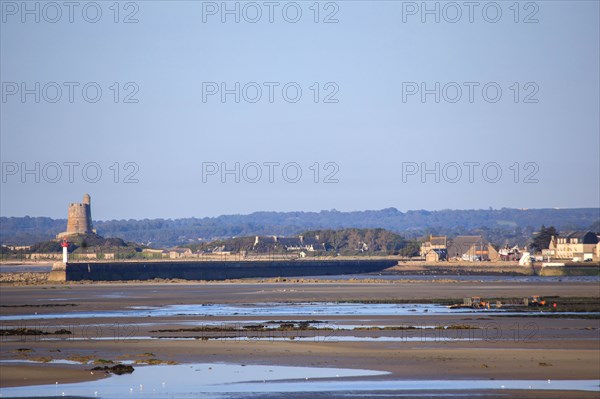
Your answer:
0,362 -> 598,398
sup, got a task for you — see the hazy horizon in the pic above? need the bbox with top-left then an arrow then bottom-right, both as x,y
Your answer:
3,204 -> 599,222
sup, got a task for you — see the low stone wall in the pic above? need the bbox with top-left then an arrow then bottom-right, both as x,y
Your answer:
0,272 -> 49,284
62,260 -> 399,282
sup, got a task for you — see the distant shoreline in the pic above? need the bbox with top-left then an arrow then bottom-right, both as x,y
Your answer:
0,258 -> 530,266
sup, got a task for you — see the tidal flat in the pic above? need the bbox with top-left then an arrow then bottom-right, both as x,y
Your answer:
1,278 -> 599,398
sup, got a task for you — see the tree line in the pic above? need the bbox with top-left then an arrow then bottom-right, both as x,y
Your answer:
1,208 -> 597,248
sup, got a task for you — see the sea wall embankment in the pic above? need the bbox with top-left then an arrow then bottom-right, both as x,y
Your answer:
50,259 -> 398,281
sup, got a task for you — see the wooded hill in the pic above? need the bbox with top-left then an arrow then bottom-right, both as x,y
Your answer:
1,207 -> 597,248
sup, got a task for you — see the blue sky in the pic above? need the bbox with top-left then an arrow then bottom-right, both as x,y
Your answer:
1,0 -> 599,220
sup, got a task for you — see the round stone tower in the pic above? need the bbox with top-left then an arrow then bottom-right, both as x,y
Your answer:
57,194 -> 94,239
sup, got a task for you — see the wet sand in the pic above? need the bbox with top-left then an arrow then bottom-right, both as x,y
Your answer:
0,364 -> 108,387
1,280 -> 599,310
1,280 -> 599,397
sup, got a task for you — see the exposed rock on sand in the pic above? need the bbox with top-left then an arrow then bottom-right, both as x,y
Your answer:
91,364 -> 134,375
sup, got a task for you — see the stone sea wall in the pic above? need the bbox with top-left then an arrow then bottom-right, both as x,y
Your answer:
56,260 -> 398,281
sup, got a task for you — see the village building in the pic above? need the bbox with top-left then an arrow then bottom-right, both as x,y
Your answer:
421,235 -> 499,262
447,235 -> 499,261
253,235 -> 325,252
548,231 -> 598,261
420,235 -> 448,262
166,248 -> 193,259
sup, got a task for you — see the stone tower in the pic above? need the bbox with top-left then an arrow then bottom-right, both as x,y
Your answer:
56,194 -> 94,239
